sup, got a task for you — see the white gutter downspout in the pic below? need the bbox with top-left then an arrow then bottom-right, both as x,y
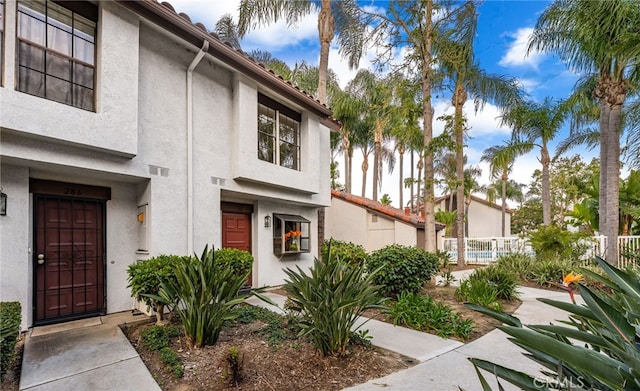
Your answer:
187,40 -> 209,256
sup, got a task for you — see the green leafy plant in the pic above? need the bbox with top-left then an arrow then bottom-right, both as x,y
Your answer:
469,267 -> 519,301
127,255 -> 182,324
283,250 -> 386,357
467,256 -> 640,390
225,346 -> 243,386
0,302 -> 21,382
387,292 -> 474,340
366,244 -> 439,296
232,305 -> 295,348
159,347 -> 184,378
321,239 -> 368,266
494,253 -> 535,281
213,248 -> 253,277
530,258 -> 577,287
153,245 -> 249,348
528,225 -> 591,263
140,325 -> 182,351
455,279 -> 502,311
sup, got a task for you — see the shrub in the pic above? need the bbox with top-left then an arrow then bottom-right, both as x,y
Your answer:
528,224 -> 591,262
468,257 -> 640,390
0,302 -> 21,382
366,244 -> 439,296
469,267 -> 519,301
213,248 -> 253,277
321,239 -> 368,266
225,346 -> 243,386
283,254 -> 386,357
154,245 -> 249,348
494,253 -> 535,281
530,258 -> 577,287
159,347 -> 183,378
233,305 -> 294,347
127,255 -> 182,324
386,292 -> 473,340
140,325 -> 182,351
455,279 -> 502,311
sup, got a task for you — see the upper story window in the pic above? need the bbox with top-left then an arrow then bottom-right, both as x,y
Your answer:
16,0 -> 97,111
258,93 -> 301,170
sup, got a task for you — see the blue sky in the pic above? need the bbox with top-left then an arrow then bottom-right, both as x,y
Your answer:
168,0 -> 596,206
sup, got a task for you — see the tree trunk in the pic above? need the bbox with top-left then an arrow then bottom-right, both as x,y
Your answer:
410,152 -> 415,211
155,303 -> 165,325
316,0 -> 334,105
361,157 -> 368,198
594,79 -> 610,235
347,147 -> 354,194
343,128 -> 351,193
541,144 -> 552,225
417,157 -> 423,212
501,172 -> 507,237
604,84 -> 625,265
398,145 -> 405,209
422,0 -> 437,252
373,120 -> 382,201
453,84 -> 466,267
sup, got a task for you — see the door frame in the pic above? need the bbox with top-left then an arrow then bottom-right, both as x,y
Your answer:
30,179 -> 111,325
221,202 -> 254,287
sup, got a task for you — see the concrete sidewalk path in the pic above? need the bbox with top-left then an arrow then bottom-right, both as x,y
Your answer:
344,286 -> 578,391
20,312 -> 160,391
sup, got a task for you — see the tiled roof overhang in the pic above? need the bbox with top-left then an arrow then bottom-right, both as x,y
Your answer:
116,0 -> 336,125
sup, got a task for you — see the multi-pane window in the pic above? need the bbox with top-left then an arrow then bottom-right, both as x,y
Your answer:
258,93 -> 301,170
17,0 -> 97,111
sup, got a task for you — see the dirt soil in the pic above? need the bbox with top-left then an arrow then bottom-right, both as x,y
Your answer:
124,318 -> 414,391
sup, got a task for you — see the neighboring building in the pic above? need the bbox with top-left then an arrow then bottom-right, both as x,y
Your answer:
435,194 -> 512,238
327,190 -> 444,252
0,0 -> 335,329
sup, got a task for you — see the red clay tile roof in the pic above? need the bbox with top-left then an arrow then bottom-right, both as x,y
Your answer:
116,0 -> 339,129
331,190 -> 445,230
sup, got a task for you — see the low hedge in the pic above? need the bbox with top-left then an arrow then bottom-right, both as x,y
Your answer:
0,302 -> 21,382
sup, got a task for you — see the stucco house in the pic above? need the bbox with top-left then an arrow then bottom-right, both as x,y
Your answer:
326,190 -> 444,252
435,194 -> 512,238
0,0 -> 335,330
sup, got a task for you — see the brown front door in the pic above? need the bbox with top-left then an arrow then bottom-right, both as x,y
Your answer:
34,195 -> 106,325
222,212 -> 252,286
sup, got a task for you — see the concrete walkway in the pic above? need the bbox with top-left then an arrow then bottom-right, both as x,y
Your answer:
20,269 -> 577,391
20,312 -> 160,391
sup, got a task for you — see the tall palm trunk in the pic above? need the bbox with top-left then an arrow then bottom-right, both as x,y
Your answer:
410,152 -> 415,210
453,84 -> 466,267
347,147 -> 354,194
317,0 -> 334,104
595,82 -> 611,235
541,144 -> 551,225
500,173 -> 507,237
604,80 -> 625,265
373,120 -> 382,201
361,157 -> 368,198
342,129 -> 351,193
422,0 -> 437,251
398,145 -> 405,208
417,157 -> 423,212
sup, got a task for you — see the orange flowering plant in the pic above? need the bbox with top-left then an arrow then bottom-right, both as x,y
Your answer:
551,271 -> 583,303
284,230 -> 302,239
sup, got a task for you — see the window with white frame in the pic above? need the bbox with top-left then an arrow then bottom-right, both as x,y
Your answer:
258,93 -> 301,170
16,0 -> 97,111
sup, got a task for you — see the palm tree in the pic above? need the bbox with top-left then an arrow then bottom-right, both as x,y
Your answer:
437,2 -> 522,265
238,0 -> 366,105
481,143 -> 519,237
528,0 -> 640,263
214,14 -> 241,49
501,98 -> 567,226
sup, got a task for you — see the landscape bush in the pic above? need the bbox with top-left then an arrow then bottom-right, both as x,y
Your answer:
366,244 -> 439,296
153,245 -> 249,348
127,255 -> 182,324
528,224 -> 592,263
283,254 -> 386,357
494,253 -> 535,281
387,292 -> 473,340
455,279 -> 502,311
321,239 -> 368,266
468,267 -> 519,301
0,302 -> 21,382
468,257 -> 640,390
213,248 -> 254,277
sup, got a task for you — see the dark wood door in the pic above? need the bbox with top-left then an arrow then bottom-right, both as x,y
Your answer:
221,212 -> 252,286
34,196 -> 105,324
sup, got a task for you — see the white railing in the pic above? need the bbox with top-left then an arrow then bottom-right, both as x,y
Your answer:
442,235 -> 640,267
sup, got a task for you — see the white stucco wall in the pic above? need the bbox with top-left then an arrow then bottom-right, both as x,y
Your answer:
467,201 -> 511,237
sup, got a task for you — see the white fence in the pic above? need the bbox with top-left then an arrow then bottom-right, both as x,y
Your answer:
442,235 -> 640,268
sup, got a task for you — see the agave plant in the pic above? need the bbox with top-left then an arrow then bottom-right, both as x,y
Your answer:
466,256 -> 640,390
152,245 -> 250,349
283,246 -> 386,357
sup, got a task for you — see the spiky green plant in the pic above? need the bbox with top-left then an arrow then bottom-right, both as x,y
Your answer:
467,256 -> 640,390
152,245 -> 248,348
283,249 -> 386,357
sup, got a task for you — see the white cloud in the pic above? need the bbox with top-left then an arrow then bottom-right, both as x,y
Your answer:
498,27 -> 545,69
432,100 -> 512,138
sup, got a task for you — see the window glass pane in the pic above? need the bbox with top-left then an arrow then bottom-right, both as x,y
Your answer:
280,141 -> 298,169
258,104 -> 275,135
47,24 -> 72,56
74,62 -> 93,88
45,74 -> 71,105
46,2 -> 72,32
18,10 -> 46,46
258,133 -> 275,163
74,35 -> 94,64
18,66 -> 44,96
74,14 -> 95,42
73,85 -> 93,111
46,51 -> 71,81
279,114 -> 299,144
18,41 -> 45,72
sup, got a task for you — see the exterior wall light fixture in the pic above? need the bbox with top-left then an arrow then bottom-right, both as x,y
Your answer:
0,190 -> 6,216
264,215 -> 271,228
